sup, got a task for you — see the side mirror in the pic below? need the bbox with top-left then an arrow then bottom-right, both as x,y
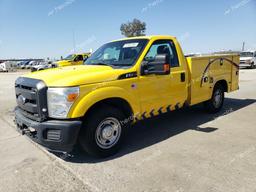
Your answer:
84,56 -> 88,62
142,54 -> 170,75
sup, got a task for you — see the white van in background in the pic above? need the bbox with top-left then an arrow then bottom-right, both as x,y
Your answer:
0,61 -> 15,72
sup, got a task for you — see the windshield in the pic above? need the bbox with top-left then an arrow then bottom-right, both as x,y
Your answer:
85,39 -> 148,67
63,54 -> 75,60
240,52 -> 253,57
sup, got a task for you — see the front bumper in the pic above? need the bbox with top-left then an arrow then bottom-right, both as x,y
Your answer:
239,62 -> 252,67
15,108 -> 82,152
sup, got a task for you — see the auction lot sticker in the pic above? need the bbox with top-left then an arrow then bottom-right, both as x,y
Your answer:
123,42 -> 139,48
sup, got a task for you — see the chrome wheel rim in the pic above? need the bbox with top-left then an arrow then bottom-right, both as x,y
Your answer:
213,89 -> 222,108
95,117 -> 121,149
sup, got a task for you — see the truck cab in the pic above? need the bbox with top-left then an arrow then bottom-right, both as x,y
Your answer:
55,53 -> 91,67
14,35 -> 239,157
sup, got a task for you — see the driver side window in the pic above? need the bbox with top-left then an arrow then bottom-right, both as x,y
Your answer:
75,55 -> 83,62
144,40 -> 179,68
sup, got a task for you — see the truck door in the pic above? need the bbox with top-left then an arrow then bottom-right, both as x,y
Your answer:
138,39 -> 187,118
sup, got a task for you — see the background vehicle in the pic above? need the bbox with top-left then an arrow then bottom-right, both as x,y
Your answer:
54,53 -> 91,67
14,35 -> 239,157
240,51 -> 256,69
16,61 -> 24,68
31,61 -> 54,72
25,60 -> 37,69
0,61 -> 11,72
0,61 -> 16,72
19,60 -> 31,69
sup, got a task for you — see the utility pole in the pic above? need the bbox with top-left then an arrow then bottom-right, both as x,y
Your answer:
242,42 -> 245,52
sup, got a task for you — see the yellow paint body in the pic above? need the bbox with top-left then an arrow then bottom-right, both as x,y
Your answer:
22,35 -> 239,120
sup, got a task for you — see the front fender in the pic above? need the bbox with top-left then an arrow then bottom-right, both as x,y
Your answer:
68,86 -> 140,118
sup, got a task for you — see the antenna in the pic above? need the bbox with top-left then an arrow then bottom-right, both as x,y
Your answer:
72,30 -> 76,53
242,42 -> 245,52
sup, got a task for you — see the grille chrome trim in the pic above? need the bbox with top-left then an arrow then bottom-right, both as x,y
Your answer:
15,87 -> 37,101
15,77 -> 48,122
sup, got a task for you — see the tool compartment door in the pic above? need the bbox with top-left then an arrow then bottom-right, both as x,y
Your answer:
187,57 -> 213,105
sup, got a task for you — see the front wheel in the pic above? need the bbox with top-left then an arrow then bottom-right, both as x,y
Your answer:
79,105 -> 128,158
250,62 -> 255,69
204,84 -> 224,113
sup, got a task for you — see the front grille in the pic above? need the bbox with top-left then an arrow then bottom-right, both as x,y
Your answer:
15,77 -> 48,122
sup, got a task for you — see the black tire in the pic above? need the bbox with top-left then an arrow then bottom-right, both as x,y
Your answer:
204,84 -> 224,113
79,105 -> 129,158
251,62 -> 255,69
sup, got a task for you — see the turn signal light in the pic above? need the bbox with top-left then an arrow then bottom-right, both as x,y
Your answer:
67,93 -> 79,102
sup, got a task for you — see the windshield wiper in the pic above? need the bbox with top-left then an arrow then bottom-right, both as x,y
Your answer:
87,62 -> 130,67
95,62 -> 110,66
112,64 -> 132,66
86,62 -> 111,66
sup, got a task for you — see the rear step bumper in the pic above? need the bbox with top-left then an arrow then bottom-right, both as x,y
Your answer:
15,108 -> 81,152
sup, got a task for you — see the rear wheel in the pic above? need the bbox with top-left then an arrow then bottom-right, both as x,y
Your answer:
79,105 -> 128,158
204,84 -> 224,113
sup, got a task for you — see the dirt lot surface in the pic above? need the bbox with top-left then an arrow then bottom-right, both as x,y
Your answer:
0,69 -> 255,192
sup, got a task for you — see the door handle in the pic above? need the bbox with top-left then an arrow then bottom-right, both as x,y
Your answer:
181,72 -> 185,82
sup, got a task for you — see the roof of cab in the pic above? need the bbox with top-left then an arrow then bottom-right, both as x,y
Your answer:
112,35 -> 176,42
72,52 -> 91,56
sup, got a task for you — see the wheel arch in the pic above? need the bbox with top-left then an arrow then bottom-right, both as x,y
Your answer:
214,79 -> 228,92
68,86 -> 139,119
82,97 -> 134,121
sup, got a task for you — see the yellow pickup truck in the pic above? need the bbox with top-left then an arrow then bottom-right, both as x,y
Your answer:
54,53 -> 91,67
14,35 -> 239,157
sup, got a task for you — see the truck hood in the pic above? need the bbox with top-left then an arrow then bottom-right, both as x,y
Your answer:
240,57 -> 253,61
23,65 -> 125,87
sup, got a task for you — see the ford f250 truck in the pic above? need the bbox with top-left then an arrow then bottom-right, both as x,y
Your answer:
54,53 -> 91,67
14,35 -> 239,157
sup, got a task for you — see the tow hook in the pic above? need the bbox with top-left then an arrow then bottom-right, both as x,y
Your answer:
21,127 -> 36,135
17,123 -> 36,135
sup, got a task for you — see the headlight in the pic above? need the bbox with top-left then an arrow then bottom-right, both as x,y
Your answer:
47,87 -> 79,118
246,59 -> 252,64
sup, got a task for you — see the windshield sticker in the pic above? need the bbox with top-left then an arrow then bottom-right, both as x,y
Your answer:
123,43 -> 139,48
